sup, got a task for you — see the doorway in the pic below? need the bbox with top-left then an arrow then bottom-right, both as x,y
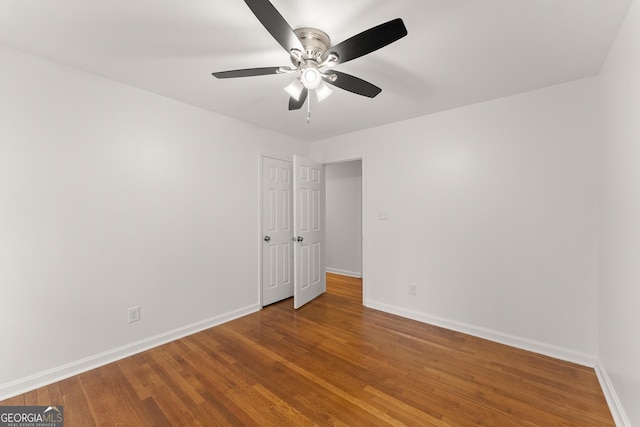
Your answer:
325,160 -> 363,278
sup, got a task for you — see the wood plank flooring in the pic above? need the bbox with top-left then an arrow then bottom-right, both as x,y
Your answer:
1,273 -> 614,426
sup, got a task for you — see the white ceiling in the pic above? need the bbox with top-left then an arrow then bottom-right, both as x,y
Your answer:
0,0 -> 632,141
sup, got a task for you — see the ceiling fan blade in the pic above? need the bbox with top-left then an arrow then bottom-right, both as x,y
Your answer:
326,71 -> 381,98
288,88 -> 308,110
322,18 -> 407,65
212,67 -> 282,78
244,0 -> 304,53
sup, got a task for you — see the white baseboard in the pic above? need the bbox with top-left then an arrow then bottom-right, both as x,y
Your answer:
595,359 -> 631,427
0,303 -> 261,401
326,267 -> 362,278
365,300 -> 597,367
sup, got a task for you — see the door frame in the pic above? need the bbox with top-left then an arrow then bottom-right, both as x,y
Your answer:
322,154 -> 367,306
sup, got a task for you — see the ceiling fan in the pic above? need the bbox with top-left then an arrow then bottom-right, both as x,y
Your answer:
212,0 -> 408,116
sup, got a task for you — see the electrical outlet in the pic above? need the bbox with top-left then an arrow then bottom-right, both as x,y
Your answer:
377,210 -> 389,220
128,306 -> 140,323
408,284 -> 416,296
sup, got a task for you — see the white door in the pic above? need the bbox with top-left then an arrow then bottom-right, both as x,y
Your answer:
293,155 -> 326,309
262,157 -> 294,306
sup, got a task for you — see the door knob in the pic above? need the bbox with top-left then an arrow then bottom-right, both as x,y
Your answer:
296,236 -> 303,242
264,236 -> 271,242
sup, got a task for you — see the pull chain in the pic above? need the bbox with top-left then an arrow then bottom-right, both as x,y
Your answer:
307,95 -> 311,124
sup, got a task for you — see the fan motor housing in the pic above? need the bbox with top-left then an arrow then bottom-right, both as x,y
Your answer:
294,27 -> 331,61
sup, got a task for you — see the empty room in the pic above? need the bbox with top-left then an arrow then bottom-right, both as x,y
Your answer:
1,0 -> 639,425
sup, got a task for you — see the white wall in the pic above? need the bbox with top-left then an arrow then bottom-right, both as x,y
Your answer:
326,161 -> 362,277
0,45 -> 306,398
312,78 -> 600,365
599,0 -> 640,424
4,23 -> 633,418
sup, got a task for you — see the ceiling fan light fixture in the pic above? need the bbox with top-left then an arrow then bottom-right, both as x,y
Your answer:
284,79 -> 304,101
315,81 -> 333,102
301,64 -> 322,89
211,0 -> 409,121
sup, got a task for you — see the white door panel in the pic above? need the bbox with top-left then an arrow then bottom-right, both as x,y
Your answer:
262,157 -> 293,306
293,155 -> 326,309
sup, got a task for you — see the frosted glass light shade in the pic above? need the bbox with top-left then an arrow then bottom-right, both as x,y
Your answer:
284,79 -> 304,101
301,66 -> 321,89
316,81 -> 333,102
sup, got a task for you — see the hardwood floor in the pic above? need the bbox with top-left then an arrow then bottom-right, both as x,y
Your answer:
2,273 -> 613,426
